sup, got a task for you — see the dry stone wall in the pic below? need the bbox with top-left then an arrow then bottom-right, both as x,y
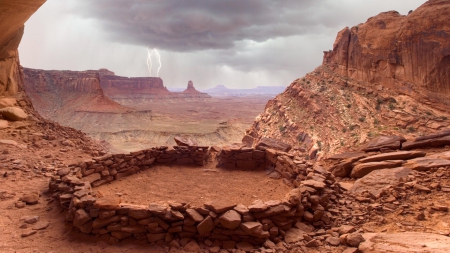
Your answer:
216,146 -> 266,170
79,146 -> 209,187
48,145 -> 344,248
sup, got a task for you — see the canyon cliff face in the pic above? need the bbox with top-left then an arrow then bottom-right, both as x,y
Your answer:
244,0 -> 450,160
323,0 -> 450,95
23,68 -> 130,113
0,0 -> 46,96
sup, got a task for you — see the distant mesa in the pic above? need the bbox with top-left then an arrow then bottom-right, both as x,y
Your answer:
182,80 -> 206,95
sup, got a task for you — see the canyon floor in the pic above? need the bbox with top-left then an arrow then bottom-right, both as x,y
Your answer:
87,96 -> 273,153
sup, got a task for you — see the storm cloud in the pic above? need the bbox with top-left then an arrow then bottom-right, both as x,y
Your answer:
19,0 -> 426,89
73,0 -> 329,51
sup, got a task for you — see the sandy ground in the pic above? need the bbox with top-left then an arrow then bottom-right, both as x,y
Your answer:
95,164 -> 291,207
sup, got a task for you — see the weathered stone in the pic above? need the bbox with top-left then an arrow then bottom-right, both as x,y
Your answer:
404,157 -> 450,171
234,204 -> 249,215
82,173 -> 101,184
350,167 -> 411,198
338,225 -> 356,235
185,209 -> 204,222
248,200 -> 269,212
413,184 -> 431,193
359,232 -> 450,253
93,196 -> 121,210
402,136 -> 450,150
347,233 -> 365,247
73,209 -> 91,227
19,193 -> 39,205
306,239 -> 320,247
204,201 -> 236,214
363,136 -> 406,152
218,210 -> 241,230
148,203 -> 167,215
284,188 -> 302,205
22,216 -> 39,224
197,216 -> 214,236
360,151 -> 426,163
32,221 -> 50,230
240,221 -> 263,235
92,215 -> 121,229
0,107 -> 27,121
128,207 -> 151,220
331,157 -> 360,177
284,228 -> 304,243
350,160 -> 404,178
302,180 -> 326,189
174,136 -> 198,147
255,137 -> 292,152
326,236 -> 341,246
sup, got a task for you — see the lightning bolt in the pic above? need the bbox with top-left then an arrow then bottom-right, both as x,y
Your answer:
146,47 -> 153,77
154,48 -> 162,77
146,47 -> 162,77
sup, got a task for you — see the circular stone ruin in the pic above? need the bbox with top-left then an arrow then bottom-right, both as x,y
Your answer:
49,144 -> 340,249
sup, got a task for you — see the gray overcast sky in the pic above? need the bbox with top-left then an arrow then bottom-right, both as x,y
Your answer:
19,0 -> 426,89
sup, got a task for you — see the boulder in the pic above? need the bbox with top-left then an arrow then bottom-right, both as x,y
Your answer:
350,160 -> 404,178
0,107 -> 27,121
19,193 -> 39,205
350,167 -> 411,198
359,151 -> 426,163
403,157 -> 450,171
255,137 -> 292,152
363,136 -> 406,152
174,136 -> 198,147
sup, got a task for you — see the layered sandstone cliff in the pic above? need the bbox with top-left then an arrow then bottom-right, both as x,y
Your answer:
22,68 -> 130,113
323,0 -> 450,95
0,0 -> 46,96
244,0 -> 450,160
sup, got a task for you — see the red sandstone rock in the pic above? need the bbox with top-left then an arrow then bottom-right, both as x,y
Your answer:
174,136 -> 198,147
255,137 -> 292,152
324,1 -> 450,95
0,0 -> 46,96
350,160 -> 405,178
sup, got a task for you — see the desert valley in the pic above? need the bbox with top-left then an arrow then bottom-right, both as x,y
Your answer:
1,0 -> 450,253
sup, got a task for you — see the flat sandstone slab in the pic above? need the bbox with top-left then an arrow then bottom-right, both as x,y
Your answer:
95,164 -> 291,207
360,232 -> 450,253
